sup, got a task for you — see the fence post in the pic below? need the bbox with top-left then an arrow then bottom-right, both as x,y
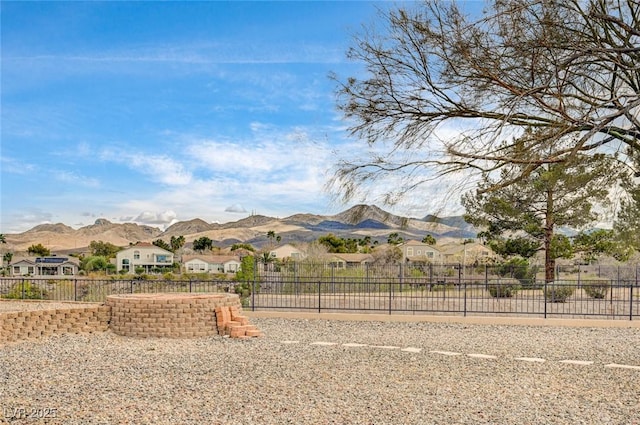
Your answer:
252,257 -> 257,312
130,280 -> 134,294
318,280 -> 321,313
21,278 -> 25,300
331,263 -> 335,294
74,279 -> 78,301
399,263 -> 403,293
189,277 -> 193,293
389,277 -> 393,315
630,282 -> 633,321
463,280 -> 467,317
610,278 -> 614,309
485,264 -> 488,290
543,280 -> 547,319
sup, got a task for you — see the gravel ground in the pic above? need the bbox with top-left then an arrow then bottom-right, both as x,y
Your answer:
1,317 -> 639,425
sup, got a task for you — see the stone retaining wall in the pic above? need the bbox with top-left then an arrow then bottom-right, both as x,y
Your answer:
0,293 -> 262,343
106,293 -> 249,338
0,304 -> 111,344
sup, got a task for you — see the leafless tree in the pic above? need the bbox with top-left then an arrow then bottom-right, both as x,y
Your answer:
330,0 -> 640,204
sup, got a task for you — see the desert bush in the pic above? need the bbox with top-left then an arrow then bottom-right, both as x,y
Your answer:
582,280 -> 609,299
544,284 -> 575,303
487,282 -> 520,298
3,281 -> 47,300
234,281 -> 261,307
497,258 -> 539,288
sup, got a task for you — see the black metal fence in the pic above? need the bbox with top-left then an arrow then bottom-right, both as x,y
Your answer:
247,261 -> 639,320
1,261 -> 638,320
0,278 -> 234,303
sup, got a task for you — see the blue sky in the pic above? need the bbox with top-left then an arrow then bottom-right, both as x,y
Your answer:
2,1 -> 480,234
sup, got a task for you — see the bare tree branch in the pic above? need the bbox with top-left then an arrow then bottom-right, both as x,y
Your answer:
330,0 -> 640,206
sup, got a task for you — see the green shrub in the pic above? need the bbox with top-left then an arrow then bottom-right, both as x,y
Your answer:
582,280 -> 609,299
234,281 -> 260,307
544,284 -> 574,303
487,283 -> 520,298
3,281 -> 47,300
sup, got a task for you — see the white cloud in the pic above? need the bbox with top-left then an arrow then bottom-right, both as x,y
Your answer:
186,125 -> 331,180
133,210 -> 178,225
101,149 -> 192,186
94,125 -> 348,225
4,209 -> 54,233
52,170 -> 101,188
1,156 -> 36,174
225,204 -> 247,213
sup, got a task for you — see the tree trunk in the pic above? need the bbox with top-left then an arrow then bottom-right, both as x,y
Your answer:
544,189 -> 555,283
544,229 -> 555,283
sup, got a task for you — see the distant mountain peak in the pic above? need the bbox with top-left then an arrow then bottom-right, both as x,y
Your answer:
25,223 -> 75,234
332,204 -> 398,225
161,218 -> 215,237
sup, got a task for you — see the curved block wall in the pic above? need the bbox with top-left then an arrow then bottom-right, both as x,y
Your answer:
106,293 -> 241,338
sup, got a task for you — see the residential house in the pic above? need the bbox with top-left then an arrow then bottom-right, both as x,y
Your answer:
398,240 -> 443,263
116,242 -> 174,273
182,255 -> 241,274
324,253 -> 374,269
442,242 -> 497,264
268,244 -> 305,260
10,256 -> 80,277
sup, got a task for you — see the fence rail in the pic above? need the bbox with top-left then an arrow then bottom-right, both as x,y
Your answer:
1,275 -> 638,320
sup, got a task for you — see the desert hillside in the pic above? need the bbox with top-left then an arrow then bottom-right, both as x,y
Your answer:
1,205 -> 475,254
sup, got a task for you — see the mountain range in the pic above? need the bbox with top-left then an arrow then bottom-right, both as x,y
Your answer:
2,205 -> 477,253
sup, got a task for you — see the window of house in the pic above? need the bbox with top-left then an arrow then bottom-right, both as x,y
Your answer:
134,251 -> 140,260
407,248 -> 414,256
28,266 -> 34,274
13,266 -> 20,274
416,250 -> 422,255
427,252 -> 434,258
